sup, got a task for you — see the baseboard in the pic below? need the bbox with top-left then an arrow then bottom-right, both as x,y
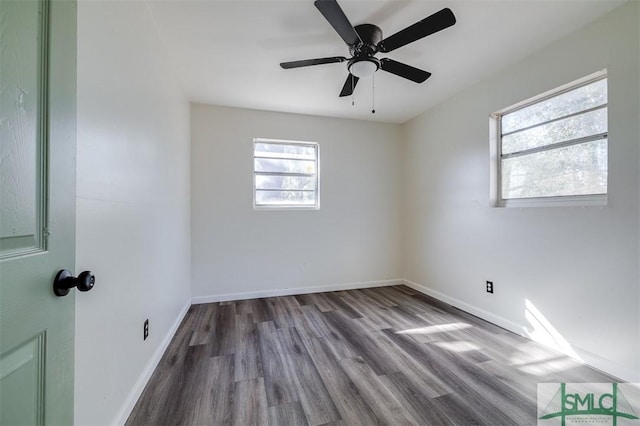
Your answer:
403,279 -> 639,383
113,299 -> 191,426
403,279 -> 525,335
191,278 -> 404,305
570,347 -> 639,383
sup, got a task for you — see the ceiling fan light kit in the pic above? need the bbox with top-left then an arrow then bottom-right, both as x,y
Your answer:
280,0 -> 456,99
348,58 -> 378,78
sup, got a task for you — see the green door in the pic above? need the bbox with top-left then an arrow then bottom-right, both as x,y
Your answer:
0,0 -> 77,424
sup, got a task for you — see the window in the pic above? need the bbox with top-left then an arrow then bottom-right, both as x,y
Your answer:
492,71 -> 608,206
253,138 -> 319,208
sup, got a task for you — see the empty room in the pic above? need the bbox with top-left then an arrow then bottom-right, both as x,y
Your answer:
1,0 -> 639,425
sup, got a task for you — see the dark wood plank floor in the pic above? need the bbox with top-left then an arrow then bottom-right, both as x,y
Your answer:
126,285 -> 616,426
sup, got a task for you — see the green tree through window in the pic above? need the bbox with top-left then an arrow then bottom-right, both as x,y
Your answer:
253,139 -> 319,208
495,74 -> 607,201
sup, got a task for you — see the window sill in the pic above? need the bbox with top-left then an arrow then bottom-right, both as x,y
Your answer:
253,205 -> 320,211
494,194 -> 607,208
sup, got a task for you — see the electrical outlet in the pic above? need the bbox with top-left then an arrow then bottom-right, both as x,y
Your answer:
144,319 -> 149,340
486,281 -> 494,293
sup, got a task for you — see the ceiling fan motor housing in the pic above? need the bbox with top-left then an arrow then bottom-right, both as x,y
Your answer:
351,24 -> 383,57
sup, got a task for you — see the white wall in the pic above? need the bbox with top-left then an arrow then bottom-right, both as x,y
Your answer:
402,2 -> 639,382
75,2 -> 191,425
191,105 -> 402,300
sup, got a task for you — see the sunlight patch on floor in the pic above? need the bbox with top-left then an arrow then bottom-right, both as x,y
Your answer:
433,340 -> 481,353
511,351 -> 580,376
394,322 -> 472,335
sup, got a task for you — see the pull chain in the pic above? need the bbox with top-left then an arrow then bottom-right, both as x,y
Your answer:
351,74 -> 355,106
371,72 -> 376,114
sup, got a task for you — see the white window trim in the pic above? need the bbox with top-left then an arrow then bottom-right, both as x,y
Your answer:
490,70 -> 608,208
253,138 -> 320,210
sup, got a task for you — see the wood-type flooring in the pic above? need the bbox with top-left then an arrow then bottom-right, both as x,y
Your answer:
126,285 -> 618,425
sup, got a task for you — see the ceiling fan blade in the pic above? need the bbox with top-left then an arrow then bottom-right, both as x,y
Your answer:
314,0 -> 362,47
280,56 -> 347,69
380,58 -> 431,83
339,74 -> 359,97
378,8 -> 456,53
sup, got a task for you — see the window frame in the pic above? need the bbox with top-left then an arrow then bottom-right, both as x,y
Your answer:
253,138 -> 320,210
490,70 -> 608,208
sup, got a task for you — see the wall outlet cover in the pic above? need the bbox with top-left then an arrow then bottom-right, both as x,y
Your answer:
486,281 -> 494,293
143,319 -> 149,340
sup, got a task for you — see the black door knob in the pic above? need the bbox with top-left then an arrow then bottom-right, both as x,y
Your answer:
53,269 -> 95,297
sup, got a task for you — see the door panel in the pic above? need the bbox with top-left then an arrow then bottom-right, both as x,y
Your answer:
0,0 -> 45,258
0,333 -> 45,425
0,0 -> 77,424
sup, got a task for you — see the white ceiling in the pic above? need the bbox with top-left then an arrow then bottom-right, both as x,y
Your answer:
146,0 -> 625,123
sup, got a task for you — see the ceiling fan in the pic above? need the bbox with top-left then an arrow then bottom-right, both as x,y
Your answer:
280,0 -> 456,97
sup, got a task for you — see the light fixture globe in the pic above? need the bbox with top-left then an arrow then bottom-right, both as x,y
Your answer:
348,58 -> 379,78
